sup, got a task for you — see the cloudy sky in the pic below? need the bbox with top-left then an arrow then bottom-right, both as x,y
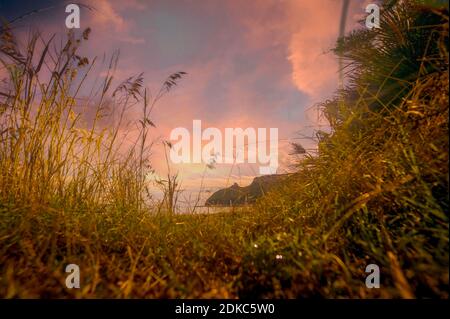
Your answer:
0,0 -> 370,201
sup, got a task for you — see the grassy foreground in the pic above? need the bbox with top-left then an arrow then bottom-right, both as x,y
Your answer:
0,0 -> 448,298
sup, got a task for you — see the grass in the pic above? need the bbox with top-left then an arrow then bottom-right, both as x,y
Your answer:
0,0 -> 448,298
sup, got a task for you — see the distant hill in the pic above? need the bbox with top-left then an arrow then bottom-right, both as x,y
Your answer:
205,174 -> 288,206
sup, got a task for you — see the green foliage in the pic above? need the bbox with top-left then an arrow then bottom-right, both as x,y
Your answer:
255,0 -> 449,298
333,0 -> 448,117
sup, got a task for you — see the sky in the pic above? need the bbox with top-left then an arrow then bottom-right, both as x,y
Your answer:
0,0 -> 370,205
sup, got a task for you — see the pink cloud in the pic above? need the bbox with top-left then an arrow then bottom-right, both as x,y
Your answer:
88,0 -> 128,32
286,0 -> 341,100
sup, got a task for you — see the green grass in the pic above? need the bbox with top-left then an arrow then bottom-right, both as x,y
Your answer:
0,0 -> 448,298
